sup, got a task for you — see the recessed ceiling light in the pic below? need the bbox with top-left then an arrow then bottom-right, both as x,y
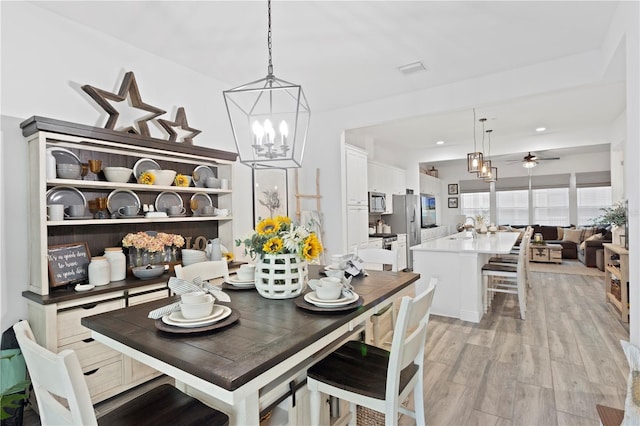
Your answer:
436,140 -> 445,145
398,61 -> 427,75
536,127 -> 546,132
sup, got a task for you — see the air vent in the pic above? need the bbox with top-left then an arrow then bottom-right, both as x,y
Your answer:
398,61 -> 427,75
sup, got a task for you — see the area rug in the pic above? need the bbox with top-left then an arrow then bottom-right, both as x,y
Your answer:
529,260 -> 604,277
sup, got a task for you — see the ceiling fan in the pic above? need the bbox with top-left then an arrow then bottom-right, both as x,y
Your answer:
508,151 -> 560,168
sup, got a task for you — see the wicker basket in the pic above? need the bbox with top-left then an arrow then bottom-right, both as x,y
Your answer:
255,253 -> 308,299
356,406 -> 384,425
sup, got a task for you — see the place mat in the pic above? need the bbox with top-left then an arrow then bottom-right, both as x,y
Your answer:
154,308 -> 240,334
221,282 -> 255,291
294,295 -> 363,313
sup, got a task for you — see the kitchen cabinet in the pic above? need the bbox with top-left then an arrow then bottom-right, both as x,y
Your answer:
420,226 -> 450,243
396,234 -> 407,271
347,205 -> 369,250
345,145 -> 368,206
20,116 -> 237,403
367,161 -> 406,214
420,173 -> 441,196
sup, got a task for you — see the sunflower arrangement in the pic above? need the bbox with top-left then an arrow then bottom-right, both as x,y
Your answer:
236,216 -> 323,262
138,171 -> 155,185
174,173 -> 190,187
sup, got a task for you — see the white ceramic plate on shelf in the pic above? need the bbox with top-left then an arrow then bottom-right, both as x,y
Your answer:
107,189 -> 141,214
46,186 -> 87,207
133,158 -> 160,179
47,147 -> 81,166
190,192 -> 212,213
162,305 -> 232,328
192,165 -> 216,188
154,191 -> 183,213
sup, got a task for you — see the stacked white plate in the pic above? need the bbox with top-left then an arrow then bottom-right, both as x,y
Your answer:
181,249 -> 207,266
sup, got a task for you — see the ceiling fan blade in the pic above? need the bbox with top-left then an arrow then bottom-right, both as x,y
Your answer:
537,157 -> 560,161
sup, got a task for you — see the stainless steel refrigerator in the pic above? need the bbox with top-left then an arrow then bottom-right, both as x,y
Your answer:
386,194 -> 421,270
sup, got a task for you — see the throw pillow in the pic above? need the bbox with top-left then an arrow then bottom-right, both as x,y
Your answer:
579,233 -> 603,250
621,340 -> 640,424
563,229 -> 582,244
580,227 -> 596,241
557,227 -> 565,240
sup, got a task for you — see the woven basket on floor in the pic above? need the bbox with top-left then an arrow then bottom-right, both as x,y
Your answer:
356,406 -> 384,425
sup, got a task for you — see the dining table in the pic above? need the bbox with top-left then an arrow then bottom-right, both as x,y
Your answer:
81,265 -> 419,425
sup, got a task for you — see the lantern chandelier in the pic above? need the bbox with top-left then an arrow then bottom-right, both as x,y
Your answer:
482,129 -> 498,182
223,0 -> 310,169
466,109 -> 483,173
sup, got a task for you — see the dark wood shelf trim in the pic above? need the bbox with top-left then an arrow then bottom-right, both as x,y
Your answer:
20,116 -> 238,162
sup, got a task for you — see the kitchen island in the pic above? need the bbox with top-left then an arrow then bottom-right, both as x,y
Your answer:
82,266 -> 419,425
411,231 -> 519,323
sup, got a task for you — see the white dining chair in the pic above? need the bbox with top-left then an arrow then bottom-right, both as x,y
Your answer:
174,260 -> 230,283
481,234 -> 528,319
357,248 -> 399,272
13,320 -> 229,426
307,284 -> 436,426
488,227 -> 532,288
356,248 -> 400,347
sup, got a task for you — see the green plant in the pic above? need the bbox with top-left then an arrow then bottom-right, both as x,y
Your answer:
0,352 -> 30,420
594,201 -> 627,226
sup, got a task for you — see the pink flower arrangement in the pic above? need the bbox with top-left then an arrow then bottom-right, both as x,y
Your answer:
122,232 -> 185,252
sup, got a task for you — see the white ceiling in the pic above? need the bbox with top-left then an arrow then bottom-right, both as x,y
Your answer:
31,1 -> 626,162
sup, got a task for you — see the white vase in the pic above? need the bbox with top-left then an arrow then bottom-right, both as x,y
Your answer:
612,224 -> 624,246
255,253 -> 308,299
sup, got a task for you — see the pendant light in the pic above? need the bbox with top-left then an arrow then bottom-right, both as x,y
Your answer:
482,129 -> 498,182
477,119 -> 492,178
466,109 -> 483,173
223,0 -> 310,169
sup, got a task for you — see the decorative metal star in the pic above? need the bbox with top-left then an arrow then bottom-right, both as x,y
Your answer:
82,71 -> 165,136
158,107 -> 202,145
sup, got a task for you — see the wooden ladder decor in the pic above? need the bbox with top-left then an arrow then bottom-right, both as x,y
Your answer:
294,168 -> 321,221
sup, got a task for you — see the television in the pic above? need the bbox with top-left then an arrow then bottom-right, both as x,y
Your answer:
420,194 -> 436,228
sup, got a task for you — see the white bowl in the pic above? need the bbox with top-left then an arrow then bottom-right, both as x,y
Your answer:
180,294 -> 214,319
236,266 -> 255,281
56,164 -> 81,179
104,166 -> 133,183
132,265 -> 165,279
145,169 -> 177,186
315,277 -> 343,300
181,291 -> 208,304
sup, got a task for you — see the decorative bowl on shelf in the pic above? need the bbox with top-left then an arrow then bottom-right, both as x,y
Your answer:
104,167 -> 133,183
144,169 -> 177,186
132,265 -> 165,279
56,164 -> 82,179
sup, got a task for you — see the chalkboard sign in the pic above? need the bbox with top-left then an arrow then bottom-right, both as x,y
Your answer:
47,243 -> 91,288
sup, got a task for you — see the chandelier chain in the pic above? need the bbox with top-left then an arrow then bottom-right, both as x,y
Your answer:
267,0 -> 273,76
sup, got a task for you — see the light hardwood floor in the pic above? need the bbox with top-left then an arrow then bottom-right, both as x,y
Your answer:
21,270 -> 628,425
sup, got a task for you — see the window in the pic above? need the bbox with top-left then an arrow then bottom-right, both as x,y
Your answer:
577,186 -> 612,226
533,187 -> 569,225
460,192 -> 489,219
496,190 -> 528,225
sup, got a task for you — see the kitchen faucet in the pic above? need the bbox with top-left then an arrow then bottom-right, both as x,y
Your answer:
464,217 -> 477,239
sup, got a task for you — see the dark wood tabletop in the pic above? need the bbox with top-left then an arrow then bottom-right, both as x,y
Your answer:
81,266 -> 419,391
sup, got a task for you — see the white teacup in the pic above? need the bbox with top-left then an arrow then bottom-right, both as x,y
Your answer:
65,204 -> 85,218
180,294 -> 215,319
167,205 -> 186,216
330,254 -> 347,269
181,291 -> 208,304
47,204 -> 64,221
236,264 -> 256,281
315,277 -> 343,300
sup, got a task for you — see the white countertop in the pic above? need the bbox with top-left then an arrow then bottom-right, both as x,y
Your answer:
411,231 -> 519,254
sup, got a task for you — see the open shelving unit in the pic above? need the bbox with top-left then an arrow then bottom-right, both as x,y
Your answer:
603,243 -> 630,322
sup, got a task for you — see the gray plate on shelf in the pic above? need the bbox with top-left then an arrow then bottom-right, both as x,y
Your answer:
192,165 -> 215,188
107,189 -> 141,214
189,192 -> 212,212
133,158 -> 160,179
47,147 -> 80,166
154,191 -> 183,213
46,186 -> 87,207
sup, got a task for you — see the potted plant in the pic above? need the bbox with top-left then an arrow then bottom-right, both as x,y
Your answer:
594,201 -> 627,246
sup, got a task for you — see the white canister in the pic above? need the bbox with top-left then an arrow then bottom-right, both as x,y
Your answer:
46,149 -> 56,180
88,256 -> 110,286
104,247 -> 126,281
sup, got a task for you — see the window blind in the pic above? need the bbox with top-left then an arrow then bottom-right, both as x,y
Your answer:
575,171 -> 611,187
459,179 -> 491,193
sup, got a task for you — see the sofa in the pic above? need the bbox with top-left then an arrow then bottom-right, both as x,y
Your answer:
503,224 -> 611,266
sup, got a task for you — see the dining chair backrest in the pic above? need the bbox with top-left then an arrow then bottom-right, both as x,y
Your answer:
174,260 -> 229,283
385,283 -> 436,403
13,320 -> 98,426
357,248 -> 399,272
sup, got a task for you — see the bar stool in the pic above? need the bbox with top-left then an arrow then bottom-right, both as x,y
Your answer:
13,320 -> 229,426
307,285 -> 436,425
